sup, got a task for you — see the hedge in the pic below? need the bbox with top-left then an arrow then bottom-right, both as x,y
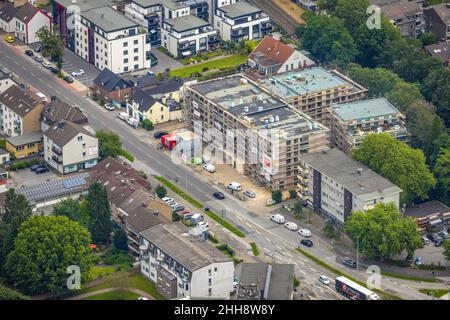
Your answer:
120,150 -> 134,162
10,159 -> 39,170
250,242 -> 260,256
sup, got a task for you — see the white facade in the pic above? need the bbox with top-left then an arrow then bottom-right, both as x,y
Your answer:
0,104 -> 24,137
15,10 -> 51,44
125,1 -> 161,28
0,77 -> 13,94
277,51 -> 315,74
0,17 -> 16,33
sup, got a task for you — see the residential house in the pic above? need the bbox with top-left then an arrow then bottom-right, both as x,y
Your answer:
330,98 -> 409,155
0,2 -> 18,33
214,1 -> 271,42
298,148 -> 403,225
41,96 -> 89,133
424,41 -> 450,67
14,2 -> 51,44
161,14 -> 219,58
0,70 -> 14,94
91,68 -> 134,107
424,3 -> 450,42
5,131 -> 42,159
44,120 -> 99,175
237,263 -> 295,300
0,148 -> 10,165
0,85 -> 45,137
380,0 -> 425,38
247,36 -> 315,75
404,200 -> 450,233
139,223 -> 234,299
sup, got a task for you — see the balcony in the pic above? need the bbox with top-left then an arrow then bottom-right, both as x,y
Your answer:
52,154 -> 62,164
52,145 -> 62,155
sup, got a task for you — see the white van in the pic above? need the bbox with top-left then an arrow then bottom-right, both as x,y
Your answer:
202,164 -> 216,173
298,229 -> 312,237
118,112 -> 129,121
227,182 -> 242,191
202,154 -> 211,164
36,92 -> 47,102
270,214 -> 285,224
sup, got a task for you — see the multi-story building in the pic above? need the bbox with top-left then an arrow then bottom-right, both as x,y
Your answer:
139,223 -> 234,299
380,0 -> 425,38
73,6 -> 151,74
257,67 -> 367,126
0,3 -> 18,33
161,0 -> 211,22
214,1 -> 271,42
184,74 -> 330,190
41,96 -> 88,133
14,2 -> 51,44
0,70 -> 13,94
424,3 -> 450,42
424,41 -> 450,67
5,132 -> 42,159
330,98 -> 409,155
161,14 -> 219,58
298,148 -> 402,225
0,85 -> 45,137
44,120 -> 99,175
125,0 -> 163,45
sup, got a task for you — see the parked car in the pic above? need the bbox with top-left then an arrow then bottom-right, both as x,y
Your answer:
438,231 -> 449,239
270,214 -> 285,224
71,69 -> 85,77
427,233 -> 442,243
434,239 -> 444,247
197,221 -> 209,228
420,236 -> 430,245
414,256 -> 424,266
342,258 -> 357,269
190,213 -> 204,224
162,197 -> 175,204
42,61 -> 52,68
243,190 -> 256,198
63,76 -> 74,83
319,275 -> 330,285
126,117 -> 139,128
300,239 -> 313,247
213,192 -> 225,200
202,164 -> 216,173
50,66 -> 58,74
284,222 -> 298,231
169,202 -> 179,208
4,35 -> 14,43
298,229 -> 312,238
172,205 -> 185,212
34,45 -> 43,53
202,154 -> 211,164
104,103 -> 115,111
227,182 -> 241,191
34,55 -> 44,63
25,50 -> 34,57
30,164 -> 42,171
117,112 -> 129,121
36,167 -> 49,174
153,131 -> 169,139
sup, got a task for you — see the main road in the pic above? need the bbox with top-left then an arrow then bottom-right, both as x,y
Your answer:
0,40 -> 437,300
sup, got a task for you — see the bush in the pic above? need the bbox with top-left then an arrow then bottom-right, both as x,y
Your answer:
293,276 -> 300,288
216,243 -> 235,257
272,190 -> 282,203
102,250 -> 134,268
99,99 -> 106,107
202,67 -> 209,72
141,119 -> 153,131
92,92 -> 98,101
289,189 -> 297,199
208,232 -> 219,244
250,242 -> 259,256
10,159 -> 39,171
155,185 -> 167,199
172,212 -> 181,222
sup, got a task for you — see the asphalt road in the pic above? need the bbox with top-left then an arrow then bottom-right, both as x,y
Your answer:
0,40 -> 438,300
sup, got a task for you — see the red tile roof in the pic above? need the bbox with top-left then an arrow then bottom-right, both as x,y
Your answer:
248,36 -> 295,72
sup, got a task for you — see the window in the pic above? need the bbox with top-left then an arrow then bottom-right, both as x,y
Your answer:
78,136 -> 83,141
134,64 -> 139,70
124,58 -> 129,63
134,56 -> 139,61
134,39 -> 138,45
124,50 -> 128,55
123,42 -> 128,47
124,67 -> 129,72
82,152 -> 86,157
134,48 -> 138,53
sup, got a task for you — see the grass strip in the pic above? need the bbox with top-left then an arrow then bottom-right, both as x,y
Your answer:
250,242 -> 260,256
418,289 -> 448,298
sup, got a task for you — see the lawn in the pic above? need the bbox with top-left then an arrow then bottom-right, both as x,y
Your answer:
89,266 -> 116,281
84,290 -> 142,300
169,54 -> 247,78
418,289 -> 448,298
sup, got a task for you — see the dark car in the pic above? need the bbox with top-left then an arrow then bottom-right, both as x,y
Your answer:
50,66 -> 59,74
34,46 -> 43,53
30,164 -> 42,171
25,50 -> 34,57
63,76 -> 74,83
213,192 -> 225,200
300,239 -> 313,247
343,258 -> 357,269
36,167 -> 49,174
434,239 -> 444,247
172,205 -> 185,213
153,131 -> 169,139
427,233 -> 441,243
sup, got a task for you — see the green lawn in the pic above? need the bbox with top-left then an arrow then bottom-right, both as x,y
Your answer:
89,266 -> 116,281
418,289 -> 448,298
169,54 -> 247,78
84,290 -> 141,300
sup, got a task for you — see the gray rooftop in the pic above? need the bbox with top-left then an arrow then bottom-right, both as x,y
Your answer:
165,15 -> 209,32
218,1 -> 263,19
6,132 -> 42,147
259,67 -> 354,98
132,0 -> 162,8
161,0 -> 189,10
82,6 -> 138,32
56,0 -> 115,11
140,223 -> 231,271
300,148 -> 402,199
332,98 -> 401,122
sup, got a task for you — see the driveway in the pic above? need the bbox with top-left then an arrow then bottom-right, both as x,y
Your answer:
60,48 -> 100,87
149,46 -> 183,73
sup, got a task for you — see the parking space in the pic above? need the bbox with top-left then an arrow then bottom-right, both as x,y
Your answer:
9,166 -> 58,188
60,48 -> 100,87
150,46 -> 183,73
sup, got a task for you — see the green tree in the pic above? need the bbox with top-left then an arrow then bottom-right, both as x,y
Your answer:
96,130 -> 123,159
434,148 -> 450,206
155,185 -> 167,199
4,216 -> 91,295
293,201 -> 304,219
385,81 -> 423,112
52,198 -> 91,229
422,69 -> 450,127
86,181 -> 112,244
0,189 -> 32,272
141,119 -> 154,131
36,26 -> 64,71
346,203 -> 421,260
347,64 -> 402,97
444,239 -> 450,261
353,134 -> 436,204
112,228 -> 128,252
271,190 -> 282,204
0,284 -> 29,300
419,32 -> 438,46
334,0 -> 370,36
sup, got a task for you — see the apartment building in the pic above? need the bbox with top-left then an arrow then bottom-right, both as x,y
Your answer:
298,148 -> 402,225
44,121 -> 98,175
139,223 -> 234,299
161,14 -> 219,58
214,0 -> 271,42
257,67 -> 367,126
161,0 -> 211,22
424,3 -> 450,42
425,41 -> 450,67
0,71 -> 13,94
0,85 -> 45,137
125,0 -> 163,45
14,2 -> 51,44
184,74 -> 330,190
380,0 -> 425,38
330,98 -> 409,155
73,6 -> 151,74
0,3 -> 18,33
41,96 -> 88,133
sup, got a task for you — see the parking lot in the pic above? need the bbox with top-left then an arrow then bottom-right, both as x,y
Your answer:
9,166 -> 58,188
60,48 -> 100,86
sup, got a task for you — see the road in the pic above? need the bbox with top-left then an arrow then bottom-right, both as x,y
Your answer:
0,40 -> 440,300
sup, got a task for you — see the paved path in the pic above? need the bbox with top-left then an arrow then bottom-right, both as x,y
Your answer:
66,288 -> 154,300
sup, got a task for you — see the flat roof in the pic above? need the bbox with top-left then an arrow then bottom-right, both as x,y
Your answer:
161,0 -> 190,10
218,1 -> 262,19
56,0 -> 115,11
132,0 -> 161,8
190,75 -> 326,137
332,98 -> 400,121
300,148 -> 402,199
165,15 -> 210,32
82,6 -> 138,32
6,132 -> 42,146
258,67 -> 353,98
404,200 -> 450,219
